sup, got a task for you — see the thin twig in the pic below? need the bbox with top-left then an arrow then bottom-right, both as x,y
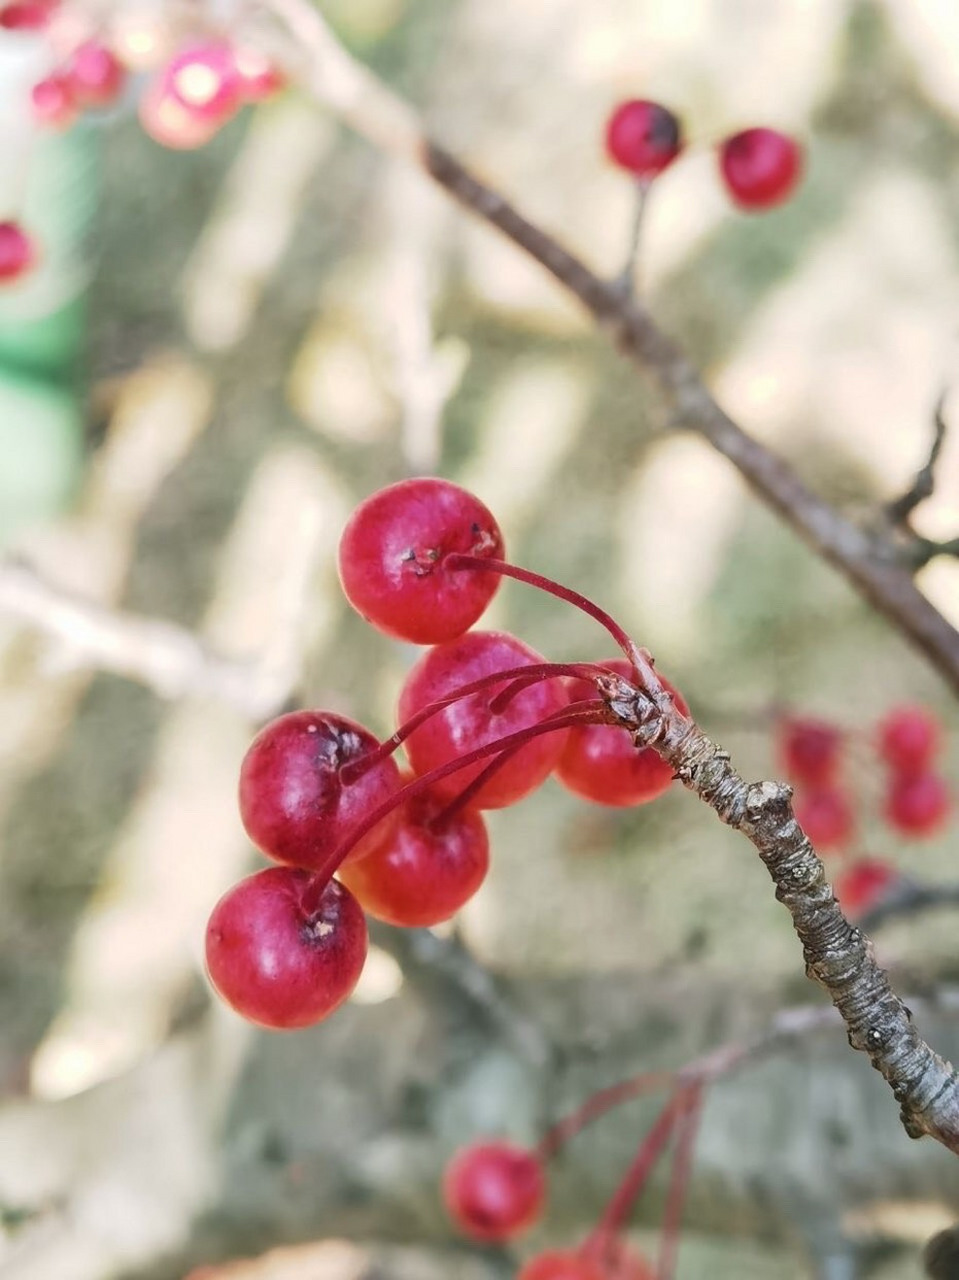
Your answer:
858,878 -> 959,932
885,393 -> 948,527
262,0 -> 959,697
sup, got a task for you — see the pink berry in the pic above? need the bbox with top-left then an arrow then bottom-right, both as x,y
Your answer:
164,41 -> 242,123
719,128 -> 803,210
833,858 -> 897,918
878,705 -> 940,774
0,0 -> 54,29
777,715 -> 842,787
518,1252 -> 605,1280
138,77 -> 224,150
65,40 -> 126,108
232,46 -> 285,102
884,770 -> 949,837
238,710 -> 402,871
0,222 -> 35,284
338,477 -> 505,645
443,1141 -> 545,1242
31,74 -> 77,129
398,630 -> 570,810
556,660 -> 688,807
605,99 -> 683,179
205,867 -> 367,1029
339,781 -> 489,927
794,786 -> 854,850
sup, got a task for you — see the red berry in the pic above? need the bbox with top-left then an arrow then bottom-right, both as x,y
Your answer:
884,771 -> 949,837
238,711 -> 402,871
138,77 -> 224,150
518,1251 -> 605,1280
833,858 -> 897,918
719,128 -> 803,210
164,41 -> 242,123
777,715 -> 842,787
339,782 -> 489,927
338,477 -> 504,645
0,222 -> 35,284
556,660 -> 687,807
794,786 -> 854,850
205,868 -> 367,1029
65,40 -> 126,108
398,630 -> 570,809
443,1141 -> 545,1242
0,0 -> 54,28
605,99 -> 682,179
232,46 -> 285,102
31,75 -> 77,129
599,1244 -> 654,1280
878,705 -> 940,774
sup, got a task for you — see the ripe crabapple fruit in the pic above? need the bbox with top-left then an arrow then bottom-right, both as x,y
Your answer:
31,75 -> 77,129
719,127 -> 803,209
833,858 -> 897,918
238,710 -> 402,871
777,715 -> 842,787
205,867 -> 367,1029
878,705 -> 940,774
164,41 -> 242,122
65,40 -> 125,107
605,99 -> 683,179
338,477 -> 504,645
884,770 -> 949,837
794,786 -> 854,850
517,1251 -> 606,1280
443,1140 -> 545,1242
0,222 -> 35,284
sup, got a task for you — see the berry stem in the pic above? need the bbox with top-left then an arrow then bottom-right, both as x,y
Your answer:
588,1092 -> 682,1250
536,1069 -> 675,1161
301,707 -> 606,914
613,177 -> 650,298
445,554 -> 647,673
339,661 -> 607,784
656,1084 -> 703,1280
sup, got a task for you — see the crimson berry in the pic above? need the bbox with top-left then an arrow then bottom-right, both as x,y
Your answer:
398,630 -> 570,809
518,1252 -> 605,1280
138,78 -> 224,150
238,710 -> 402,872
339,782 -> 489,927
883,770 -> 949,837
719,128 -> 803,210
338,477 -> 504,645
878,705 -> 940,774
834,858 -> 897,918
794,786 -> 854,850
31,75 -> 77,129
0,222 -> 35,284
777,715 -> 842,787
205,867 -> 367,1029
556,660 -> 687,807
0,0 -> 54,28
232,46 -> 285,102
164,41 -> 242,122
605,99 -> 682,180
65,40 -> 126,108
443,1141 -> 545,1242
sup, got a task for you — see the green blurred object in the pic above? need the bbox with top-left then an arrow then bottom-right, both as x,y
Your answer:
0,36 -> 99,544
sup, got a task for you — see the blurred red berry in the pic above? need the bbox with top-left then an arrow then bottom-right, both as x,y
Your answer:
164,41 -> 242,122
0,222 -> 35,284
794,786 -> 854,850
884,771 -> 949,837
0,0 -> 54,29
605,99 -> 683,179
777,715 -> 842,787
878,705 -> 940,775
65,39 -> 126,108
834,858 -> 897,917
31,74 -> 77,129
719,127 -> 803,210
518,1250 -> 606,1280
443,1140 -> 545,1242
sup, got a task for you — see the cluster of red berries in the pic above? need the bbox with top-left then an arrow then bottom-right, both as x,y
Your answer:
605,98 -> 803,210
0,10 -> 285,287
777,706 -> 949,917
204,477 -> 687,1031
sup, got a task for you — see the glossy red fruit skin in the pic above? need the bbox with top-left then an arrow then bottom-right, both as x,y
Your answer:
884,771 -> 949,837
518,1251 -> 606,1280
205,868 -> 367,1029
338,477 -> 504,645
339,785 -> 489,927
778,716 -> 842,787
605,99 -> 682,179
165,41 -> 242,122
138,77 -> 224,150
398,630 -> 570,809
879,705 -> 940,774
31,74 -> 77,129
794,786 -> 854,850
443,1141 -> 545,1242
834,858 -> 897,918
719,128 -> 803,210
557,660 -> 687,807
239,711 -> 402,871
0,222 -> 35,284
66,40 -> 126,108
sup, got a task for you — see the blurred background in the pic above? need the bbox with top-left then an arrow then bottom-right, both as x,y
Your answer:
3,0 -> 959,1276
